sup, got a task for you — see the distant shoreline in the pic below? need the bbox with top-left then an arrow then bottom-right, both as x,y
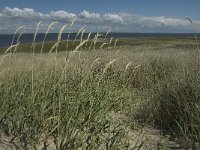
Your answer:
0,33 -> 199,48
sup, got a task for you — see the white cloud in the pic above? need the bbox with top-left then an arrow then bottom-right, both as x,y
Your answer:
3,7 -> 44,19
50,10 -> 76,20
0,7 -> 200,33
79,10 -> 100,19
104,13 -> 123,23
142,16 -> 189,27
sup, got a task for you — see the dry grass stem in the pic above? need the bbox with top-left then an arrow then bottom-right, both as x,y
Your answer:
103,59 -> 117,74
4,42 -> 20,54
41,21 -> 58,53
75,39 -> 88,51
114,38 -> 118,48
10,26 -> 25,46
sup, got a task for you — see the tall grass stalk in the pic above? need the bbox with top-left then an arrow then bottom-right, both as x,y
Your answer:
10,26 -> 25,47
80,28 -> 86,44
104,30 -> 112,40
109,37 -> 113,46
41,21 -> 58,53
31,21 -> 42,94
114,38 -> 118,48
185,18 -> 199,53
56,23 -> 69,58
1,23 -> 200,149
74,39 -> 88,51
73,26 -> 85,46
65,17 -> 77,60
93,32 -> 102,50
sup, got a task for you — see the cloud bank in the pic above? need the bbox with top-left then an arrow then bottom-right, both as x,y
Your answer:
0,7 -> 200,33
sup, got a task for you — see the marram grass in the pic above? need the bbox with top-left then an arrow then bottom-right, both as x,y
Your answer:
0,24 -> 200,149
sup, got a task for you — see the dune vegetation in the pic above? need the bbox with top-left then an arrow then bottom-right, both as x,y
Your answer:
0,23 -> 200,149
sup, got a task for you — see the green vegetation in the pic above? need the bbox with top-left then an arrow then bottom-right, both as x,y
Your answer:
0,37 -> 198,54
0,36 -> 200,149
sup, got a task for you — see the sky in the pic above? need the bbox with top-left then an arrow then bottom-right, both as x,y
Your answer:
0,0 -> 200,33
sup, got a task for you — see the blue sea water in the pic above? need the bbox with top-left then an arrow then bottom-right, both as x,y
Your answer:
0,33 -> 199,48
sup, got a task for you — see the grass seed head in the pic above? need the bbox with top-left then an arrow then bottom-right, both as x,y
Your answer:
103,59 -> 117,74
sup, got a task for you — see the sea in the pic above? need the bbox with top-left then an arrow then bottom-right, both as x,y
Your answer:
0,33 -> 199,48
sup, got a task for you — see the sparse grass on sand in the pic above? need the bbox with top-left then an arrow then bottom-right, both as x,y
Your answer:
0,34 -> 200,149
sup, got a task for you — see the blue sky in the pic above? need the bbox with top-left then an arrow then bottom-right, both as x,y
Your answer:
0,0 -> 200,33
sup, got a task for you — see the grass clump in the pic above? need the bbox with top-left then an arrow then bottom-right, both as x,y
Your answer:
0,52 -> 131,149
0,24 -> 200,149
